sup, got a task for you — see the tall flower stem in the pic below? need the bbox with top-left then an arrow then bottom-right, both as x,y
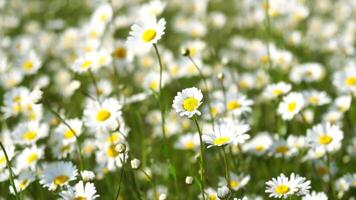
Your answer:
140,169 -> 158,200
188,55 -> 215,128
88,69 -> 101,103
0,142 -> 20,200
193,116 -> 206,200
44,100 -> 84,180
221,147 -> 231,187
153,44 -> 178,193
115,154 -> 126,200
326,153 -> 336,199
264,0 -> 273,69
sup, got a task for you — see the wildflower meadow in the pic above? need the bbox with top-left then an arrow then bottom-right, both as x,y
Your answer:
0,0 -> 356,199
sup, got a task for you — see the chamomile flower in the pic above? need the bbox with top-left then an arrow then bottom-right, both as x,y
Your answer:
302,191 -> 328,200
12,121 -> 48,145
91,3 -> 113,25
83,98 -> 122,133
333,66 -> 356,95
277,92 -> 304,120
40,161 -> 78,191
10,171 -> 35,194
225,93 -> 253,116
172,87 -> 203,118
303,90 -> 331,106
263,82 -> 292,99
60,181 -> 99,200
96,143 -> 127,171
203,119 -> 250,147
54,118 -> 83,145
72,52 -> 97,73
306,122 -> 344,152
265,173 -> 295,198
270,138 -> 298,158
333,95 -> 352,112
219,173 -> 250,191
174,132 -> 200,150
127,16 -> 166,55
242,132 -> 273,155
16,145 -> 44,170
289,173 -> 311,196
20,50 -> 41,75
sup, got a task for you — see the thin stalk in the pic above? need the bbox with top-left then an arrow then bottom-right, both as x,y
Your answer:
221,147 -> 231,187
88,69 -> 101,103
0,142 -> 20,200
264,0 -> 273,69
193,116 -> 206,200
188,55 -> 215,128
44,100 -> 84,180
326,153 -> 336,199
140,169 -> 158,200
130,170 -> 143,200
115,155 -> 126,200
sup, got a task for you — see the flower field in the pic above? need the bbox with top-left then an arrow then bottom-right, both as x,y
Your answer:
0,0 -> 355,199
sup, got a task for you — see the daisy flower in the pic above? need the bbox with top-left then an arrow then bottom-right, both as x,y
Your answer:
174,132 -> 200,150
83,98 -> 122,133
277,92 -> 304,120
16,145 -> 44,170
54,118 -> 83,145
333,66 -> 356,95
10,171 -> 35,194
72,52 -> 98,74
219,173 -> 250,191
265,173 -> 295,198
225,93 -> 253,116
203,119 -> 250,147
40,161 -> 78,191
172,87 -> 203,118
12,121 -> 48,145
302,191 -> 328,200
60,181 -> 99,200
270,138 -> 298,158
263,82 -> 292,99
20,50 -> 41,75
306,122 -> 344,152
91,3 -> 113,25
289,173 -> 311,196
303,90 -> 331,106
333,95 -> 352,112
127,16 -> 166,55
96,143 -> 127,171
242,132 -> 273,155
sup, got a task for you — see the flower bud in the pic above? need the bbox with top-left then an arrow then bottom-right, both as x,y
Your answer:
185,176 -> 194,185
130,158 -> 141,169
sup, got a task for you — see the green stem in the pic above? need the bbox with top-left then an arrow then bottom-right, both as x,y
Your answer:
0,141 -> 20,200
44,100 -> 84,180
221,147 -> 231,187
193,116 -> 206,200
188,55 -> 215,128
88,69 -> 101,103
326,153 -> 336,199
140,169 -> 158,200
115,154 -> 126,200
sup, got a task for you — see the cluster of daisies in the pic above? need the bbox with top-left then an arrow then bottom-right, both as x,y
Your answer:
0,0 -> 356,199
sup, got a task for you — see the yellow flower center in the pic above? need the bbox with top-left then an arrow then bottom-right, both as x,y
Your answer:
319,135 -> 333,145
149,81 -> 158,90
26,153 -> 38,164
209,194 -> 217,200
287,102 -> 297,112
275,184 -> 290,194
230,180 -> 240,188
96,109 -> 111,121
184,141 -> 195,149
142,29 -> 157,42
53,175 -> 69,185
276,146 -> 289,154
227,100 -> 241,110
183,97 -> 199,112
352,180 -> 356,187
213,137 -> 230,146
255,145 -> 265,152
260,55 -> 269,64
106,145 -> 119,157
19,179 -> 29,190
74,197 -> 86,200
23,60 -> 34,70
345,76 -> 356,86
272,89 -> 283,96
106,133 -> 119,143
64,129 -> 75,139
113,47 -> 127,59
308,96 -> 319,104
80,60 -> 93,69
23,131 -> 37,141
0,155 -> 6,164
